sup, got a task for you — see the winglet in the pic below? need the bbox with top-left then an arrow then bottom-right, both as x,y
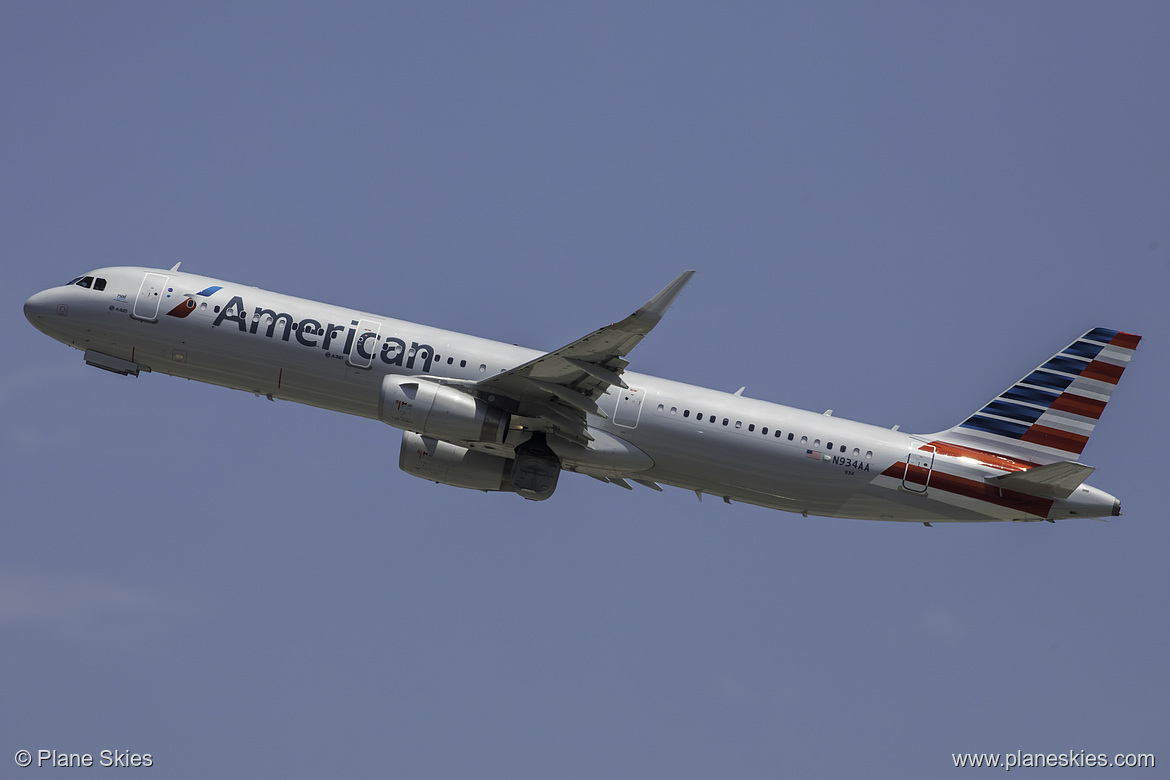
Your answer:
474,270 -> 696,434
633,270 -> 695,332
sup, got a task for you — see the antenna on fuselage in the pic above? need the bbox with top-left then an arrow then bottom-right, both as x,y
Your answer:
170,262 -> 182,271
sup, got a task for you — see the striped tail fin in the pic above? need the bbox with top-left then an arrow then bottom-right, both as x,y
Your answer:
936,328 -> 1141,465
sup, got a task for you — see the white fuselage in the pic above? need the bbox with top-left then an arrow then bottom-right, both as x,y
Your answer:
24,266 -> 1121,522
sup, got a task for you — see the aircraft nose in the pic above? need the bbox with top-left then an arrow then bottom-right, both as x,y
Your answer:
24,289 -> 58,328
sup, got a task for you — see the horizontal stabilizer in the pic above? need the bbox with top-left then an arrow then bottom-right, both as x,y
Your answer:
987,461 -> 1096,499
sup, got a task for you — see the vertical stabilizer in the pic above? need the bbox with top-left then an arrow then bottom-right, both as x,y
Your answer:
935,328 -> 1140,465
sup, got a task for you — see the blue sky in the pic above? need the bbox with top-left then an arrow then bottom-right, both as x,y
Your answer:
2,3 -> 1167,777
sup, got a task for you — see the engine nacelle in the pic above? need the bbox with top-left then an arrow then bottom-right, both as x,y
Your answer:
399,432 -> 513,491
398,431 -> 563,501
379,375 -> 509,444
509,432 -> 560,501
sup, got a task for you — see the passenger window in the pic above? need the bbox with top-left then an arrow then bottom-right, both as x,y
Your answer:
447,357 -> 453,365
683,410 -> 690,418
657,404 -> 665,412
788,433 -> 794,441
866,451 -> 873,459
827,442 -> 833,450
460,360 -> 466,367
801,436 -> 808,445
748,424 -> 755,432
670,407 -> 677,415
839,445 -> 846,453
696,413 -> 703,421
814,439 -> 821,448
760,427 -> 767,435
735,421 -> 742,429
93,278 -> 107,291
722,418 -> 729,426
479,364 -> 486,373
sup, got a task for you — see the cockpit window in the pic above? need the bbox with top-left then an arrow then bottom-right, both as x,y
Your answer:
67,275 -> 107,290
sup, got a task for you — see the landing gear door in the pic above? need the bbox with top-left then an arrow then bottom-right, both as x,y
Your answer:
902,444 -> 936,493
347,319 -> 382,368
132,273 -> 168,322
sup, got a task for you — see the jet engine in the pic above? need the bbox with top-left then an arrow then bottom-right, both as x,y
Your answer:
509,432 -> 560,501
379,375 -> 509,445
398,431 -> 562,501
399,432 -> 514,491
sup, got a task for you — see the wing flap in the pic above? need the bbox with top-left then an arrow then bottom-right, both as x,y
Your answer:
519,376 -> 610,419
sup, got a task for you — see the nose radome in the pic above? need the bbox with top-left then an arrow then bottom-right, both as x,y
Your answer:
25,289 -> 52,322
24,289 -> 62,331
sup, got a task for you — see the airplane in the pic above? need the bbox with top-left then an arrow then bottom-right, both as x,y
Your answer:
24,265 -> 1140,524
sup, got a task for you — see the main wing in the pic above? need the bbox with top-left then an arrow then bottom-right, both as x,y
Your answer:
476,271 -> 695,445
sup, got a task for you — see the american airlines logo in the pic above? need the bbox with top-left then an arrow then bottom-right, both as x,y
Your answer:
166,298 -> 197,318
210,294 -> 437,372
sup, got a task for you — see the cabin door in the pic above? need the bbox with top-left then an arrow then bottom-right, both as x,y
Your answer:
132,273 -> 169,322
347,319 -> 382,368
902,444 -> 936,493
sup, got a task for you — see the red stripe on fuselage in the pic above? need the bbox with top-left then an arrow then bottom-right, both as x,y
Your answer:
926,441 -> 1038,472
881,461 -> 1054,518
